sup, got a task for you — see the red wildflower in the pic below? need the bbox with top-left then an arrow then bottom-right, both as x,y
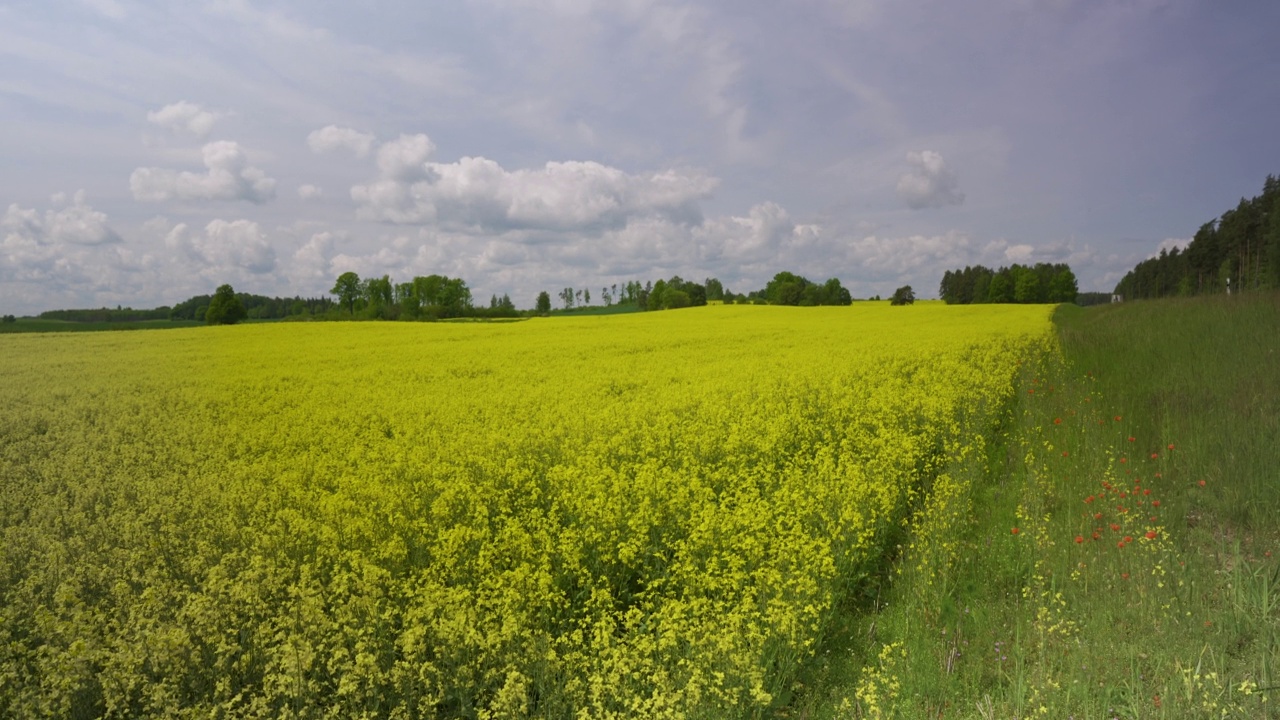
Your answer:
1094,512 -> 1102,520
1150,453 -> 1159,459
1143,489 -> 1150,495
1168,443 -> 1175,450
1085,495 -> 1095,503
1110,523 -> 1120,532
1115,415 -> 1123,422
1075,535 -> 1084,544
1152,500 -> 1160,507
1199,480 -> 1206,487
1124,536 -> 1133,543
1128,436 -> 1136,443
1120,457 -> 1127,464
1145,530 -> 1157,540
1118,540 -> 1126,548
1054,417 -> 1062,425
1011,527 -> 1020,535
1092,531 -> 1101,540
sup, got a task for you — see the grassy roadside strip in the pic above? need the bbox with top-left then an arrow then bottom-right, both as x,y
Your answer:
802,292 -> 1280,719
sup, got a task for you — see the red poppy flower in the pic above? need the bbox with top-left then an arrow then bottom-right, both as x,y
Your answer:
1199,480 -> 1206,487
1011,527 -> 1020,534
1123,572 -> 1130,579
1119,491 -> 1127,498
1128,436 -> 1136,443
1063,451 -> 1069,457
1152,500 -> 1160,507
1118,540 -> 1126,548
1124,536 -> 1133,543
1150,516 -> 1157,522
1150,453 -> 1158,459
1115,416 -> 1123,422
1120,457 -> 1127,464
1168,443 -> 1175,450
1094,512 -> 1102,520
1145,530 -> 1157,540
1092,531 -> 1101,540
1110,523 -> 1120,532
1054,417 -> 1062,425
1143,489 -> 1150,495
1075,535 -> 1084,544
1085,495 -> 1095,503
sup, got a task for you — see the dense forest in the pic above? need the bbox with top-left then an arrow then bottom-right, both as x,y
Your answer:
1114,174 -> 1280,299
938,263 -> 1079,305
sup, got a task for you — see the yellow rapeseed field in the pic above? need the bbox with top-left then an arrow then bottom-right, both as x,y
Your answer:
0,303 -> 1052,718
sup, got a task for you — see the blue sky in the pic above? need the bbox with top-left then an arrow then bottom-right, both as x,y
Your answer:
2,0 -> 1278,313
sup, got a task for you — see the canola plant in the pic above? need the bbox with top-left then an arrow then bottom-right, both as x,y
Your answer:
0,303 -> 1052,718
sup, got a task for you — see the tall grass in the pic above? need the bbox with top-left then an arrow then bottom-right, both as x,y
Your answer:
806,291 -> 1280,719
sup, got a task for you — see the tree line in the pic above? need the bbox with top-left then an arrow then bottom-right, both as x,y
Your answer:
327,272 -> 516,320
542,272 -> 856,314
24,269 -> 868,328
938,263 -> 1079,305
1114,174 -> 1280,300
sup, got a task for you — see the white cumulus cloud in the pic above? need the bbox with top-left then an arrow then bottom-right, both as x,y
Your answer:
297,184 -> 324,200
896,150 -> 965,210
165,219 -> 277,274
375,133 -> 437,181
2,191 -> 120,247
307,125 -> 377,158
352,136 -> 718,232
130,141 -> 277,204
147,101 -> 220,138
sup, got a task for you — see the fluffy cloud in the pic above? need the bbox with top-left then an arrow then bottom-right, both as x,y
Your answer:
288,231 -> 335,284
896,150 -> 965,210
146,101 -> 220,138
352,135 -> 718,232
2,191 -> 120,247
131,141 -> 277,204
297,184 -> 324,200
306,125 -> 376,158
165,219 -> 277,274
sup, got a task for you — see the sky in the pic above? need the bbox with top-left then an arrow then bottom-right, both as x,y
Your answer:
2,0 -> 1278,314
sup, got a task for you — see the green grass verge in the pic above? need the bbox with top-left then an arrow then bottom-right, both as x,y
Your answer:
799,292 -> 1280,719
